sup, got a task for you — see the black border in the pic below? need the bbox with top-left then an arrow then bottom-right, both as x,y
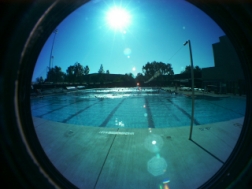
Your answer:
0,0 -> 251,188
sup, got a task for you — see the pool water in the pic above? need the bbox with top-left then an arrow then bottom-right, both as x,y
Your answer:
30,88 -> 246,128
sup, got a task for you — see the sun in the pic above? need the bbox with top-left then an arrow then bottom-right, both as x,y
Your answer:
106,7 -> 131,30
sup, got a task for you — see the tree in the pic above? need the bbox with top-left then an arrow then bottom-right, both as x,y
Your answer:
36,76 -> 44,84
128,72 -> 134,78
84,65 -> 90,75
135,73 -> 145,83
194,66 -> 202,73
164,63 -> 174,75
74,62 -> 85,83
98,64 -> 105,74
124,73 -> 135,82
142,61 -> 174,77
106,70 -> 110,74
142,62 -> 153,77
180,65 -> 202,74
46,66 -> 64,83
66,62 -> 85,83
66,65 -> 75,83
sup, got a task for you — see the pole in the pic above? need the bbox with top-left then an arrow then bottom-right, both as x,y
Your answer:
184,40 -> 195,140
188,40 -> 195,140
49,29 -> 58,70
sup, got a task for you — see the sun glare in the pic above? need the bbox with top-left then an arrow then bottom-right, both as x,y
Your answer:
106,7 -> 131,30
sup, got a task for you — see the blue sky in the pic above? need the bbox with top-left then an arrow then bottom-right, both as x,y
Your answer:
32,0 -> 225,81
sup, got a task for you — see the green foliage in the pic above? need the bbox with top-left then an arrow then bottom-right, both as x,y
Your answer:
142,61 -> 174,78
84,66 -> 90,75
46,66 -> 65,83
180,65 -> 202,74
74,62 -> 85,83
98,64 -> 105,74
65,62 -> 87,83
135,73 -> 145,82
44,60 -> 180,86
124,73 -> 135,82
66,65 -> 75,82
36,76 -> 44,84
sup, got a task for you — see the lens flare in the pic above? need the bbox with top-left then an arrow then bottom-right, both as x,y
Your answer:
144,134 -> 164,153
124,48 -> 131,55
106,7 -> 131,30
163,179 -> 170,184
147,156 -> 167,176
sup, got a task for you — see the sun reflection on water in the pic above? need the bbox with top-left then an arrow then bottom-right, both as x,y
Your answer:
115,118 -> 125,127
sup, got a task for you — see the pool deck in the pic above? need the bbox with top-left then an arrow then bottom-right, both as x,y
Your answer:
161,87 -> 246,98
33,116 -> 243,189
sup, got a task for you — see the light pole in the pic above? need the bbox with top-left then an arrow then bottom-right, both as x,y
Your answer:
49,29 -> 58,70
51,56 -> 54,68
184,40 -> 195,140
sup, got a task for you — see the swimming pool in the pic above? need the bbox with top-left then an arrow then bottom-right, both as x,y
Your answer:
30,87 -> 246,128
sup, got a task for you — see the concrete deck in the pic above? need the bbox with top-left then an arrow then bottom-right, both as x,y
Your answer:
162,86 -> 246,98
33,116 -> 243,189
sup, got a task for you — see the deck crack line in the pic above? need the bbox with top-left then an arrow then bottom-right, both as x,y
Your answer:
190,139 -> 225,164
99,99 -> 126,127
93,128 -> 119,189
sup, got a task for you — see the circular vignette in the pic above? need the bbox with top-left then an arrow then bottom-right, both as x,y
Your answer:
188,1 -> 252,188
1,1 -> 89,188
0,0 -> 252,188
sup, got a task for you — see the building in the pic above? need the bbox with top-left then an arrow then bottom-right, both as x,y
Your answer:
202,36 -> 245,95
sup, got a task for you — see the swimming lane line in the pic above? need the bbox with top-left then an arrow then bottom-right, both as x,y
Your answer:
62,102 -> 100,123
145,97 -> 155,128
165,98 -> 200,125
99,99 -> 126,127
